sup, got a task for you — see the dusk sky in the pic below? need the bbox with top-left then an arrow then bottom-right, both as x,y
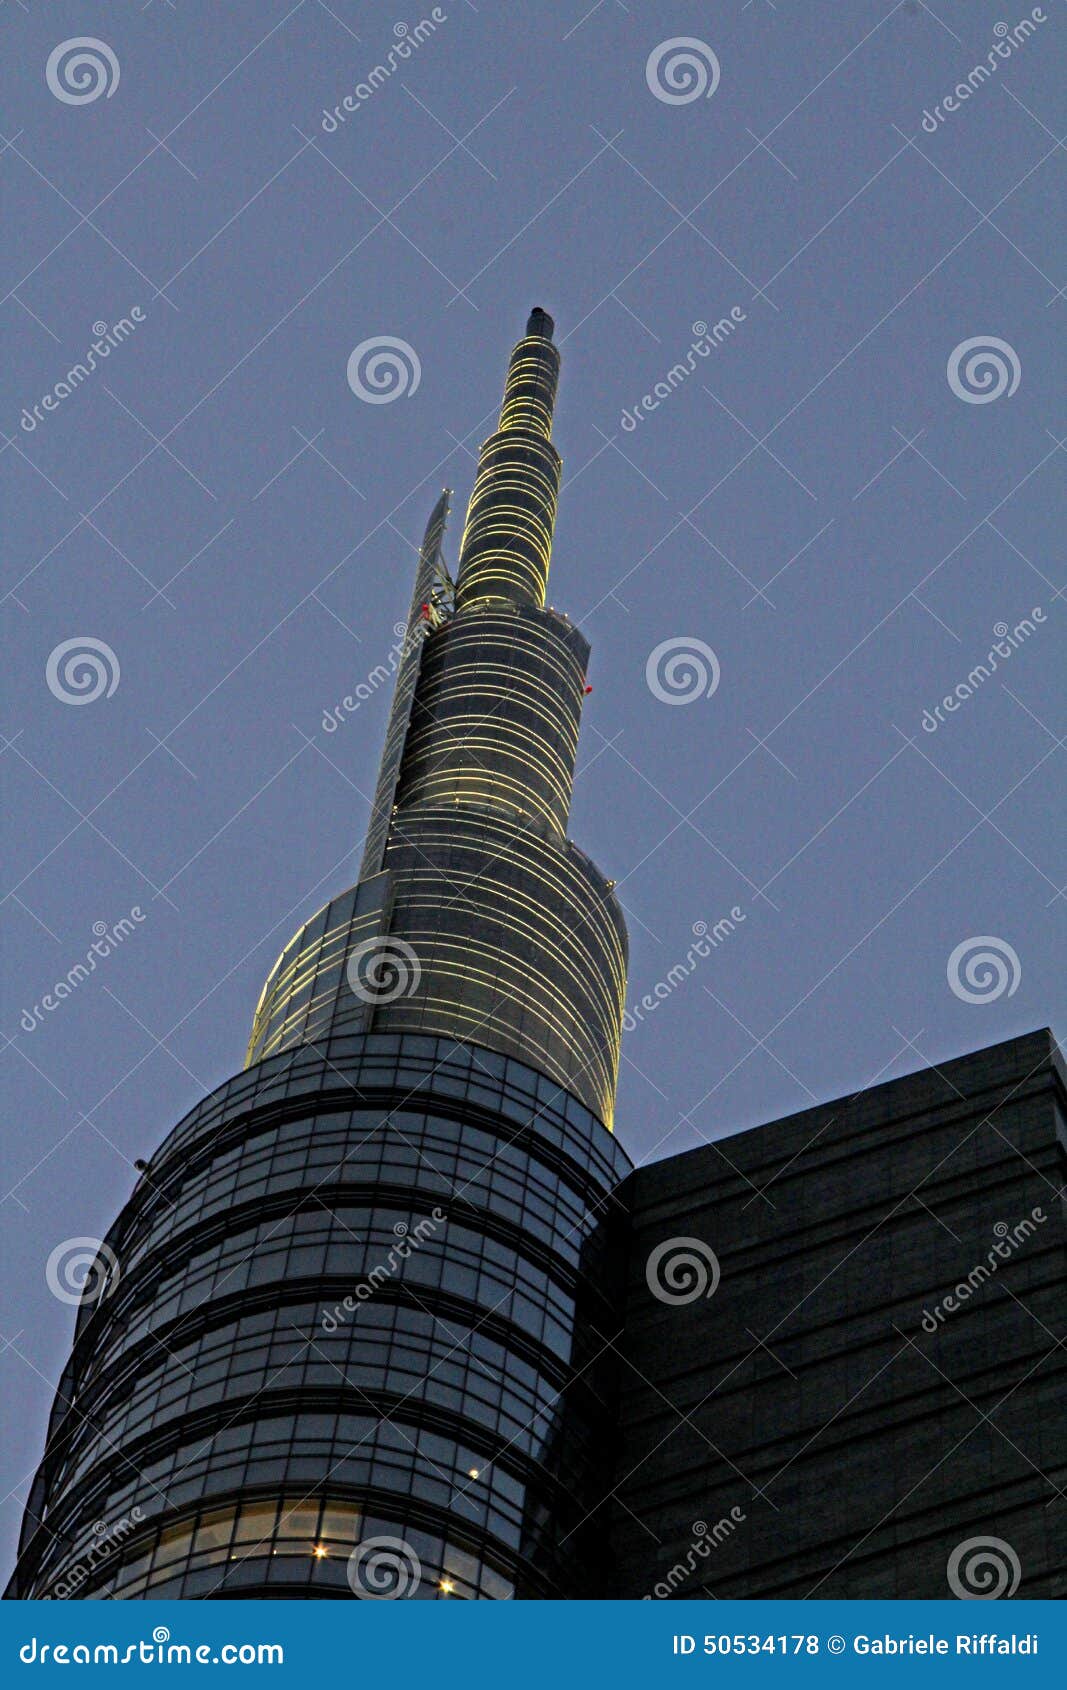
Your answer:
2,1 -> 1063,1575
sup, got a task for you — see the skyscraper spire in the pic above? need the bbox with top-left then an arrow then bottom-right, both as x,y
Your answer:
455,306 -> 562,610
246,312 -> 628,1126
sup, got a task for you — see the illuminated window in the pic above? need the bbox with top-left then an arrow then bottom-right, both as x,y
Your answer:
154,1521 -> 193,1567
231,1500 -> 278,1558
319,1502 -> 361,1544
275,1498 -> 322,1555
193,1508 -> 235,1563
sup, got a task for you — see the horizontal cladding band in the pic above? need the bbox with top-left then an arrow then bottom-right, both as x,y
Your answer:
250,872 -> 622,1014
249,762 -> 627,1119
49,1219 -> 602,1423
104,1044 -> 631,1241
250,858 -> 625,970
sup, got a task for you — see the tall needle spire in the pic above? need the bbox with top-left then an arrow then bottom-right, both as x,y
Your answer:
456,307 -> 562,610
247,312 -> 628,1126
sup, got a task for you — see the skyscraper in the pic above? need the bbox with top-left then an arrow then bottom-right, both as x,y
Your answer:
9,310 -> 634,1602
9,316 -> 1063,1605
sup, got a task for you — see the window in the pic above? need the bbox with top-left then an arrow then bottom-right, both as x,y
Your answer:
319,1502 -> 361,1544
231,1500 -> 278,1558
154,1521 -> 193,1567
193,1509 -> 234,1562
275,1498 -> 321,1553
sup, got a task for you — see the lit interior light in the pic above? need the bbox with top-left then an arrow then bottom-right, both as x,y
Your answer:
439,1578 -> 455,1594
468,1468 -> 480,1479
312,1545 -> 328,1559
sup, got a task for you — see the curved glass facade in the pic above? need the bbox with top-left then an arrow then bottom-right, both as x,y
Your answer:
12,1035 -> 631,1600
242,814 -> 627,1128
393,606 -> 588,833
380,812 -> 627,1124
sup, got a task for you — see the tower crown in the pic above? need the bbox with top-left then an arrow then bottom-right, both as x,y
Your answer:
247,312 -> 628,1127
455,307 -> 562,610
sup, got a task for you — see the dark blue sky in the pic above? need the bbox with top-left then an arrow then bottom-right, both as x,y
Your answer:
2,1 -> 1063,1572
